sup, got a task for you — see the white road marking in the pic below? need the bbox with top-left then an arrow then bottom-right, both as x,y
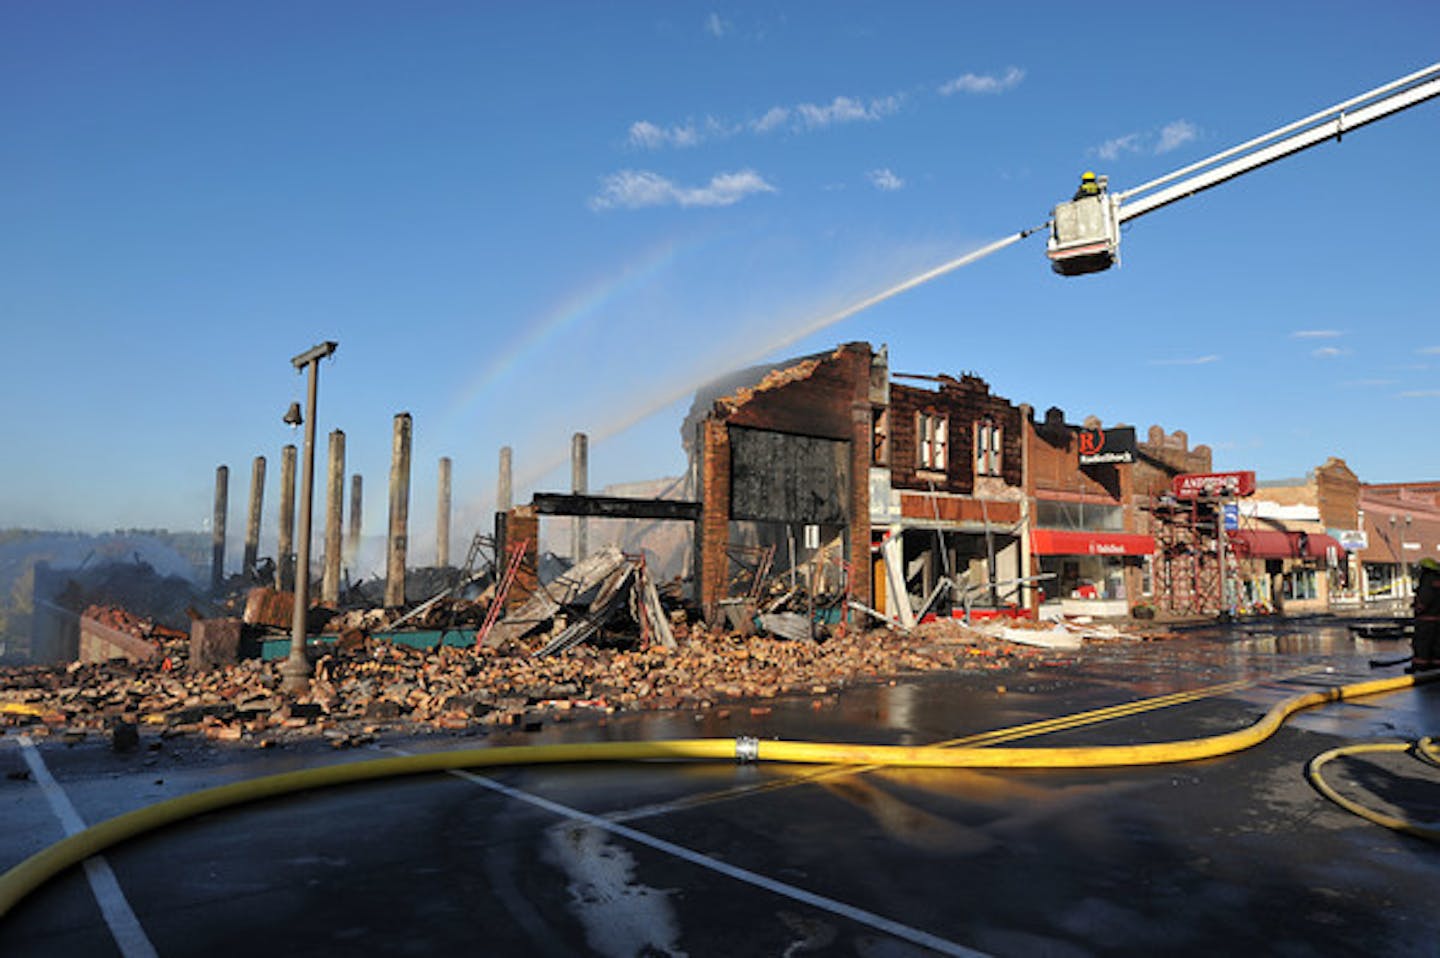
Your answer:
17,735 -> 159,958
382,747 -> 988,957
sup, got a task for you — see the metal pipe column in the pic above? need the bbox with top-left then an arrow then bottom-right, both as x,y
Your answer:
385,413 -> 412,608
210,465 -> 228,594
571,433 -> 588,562
322,430 -> 345,605
437,457 -> 452,568
276,444 -> 296,591
243,456 -> 265,580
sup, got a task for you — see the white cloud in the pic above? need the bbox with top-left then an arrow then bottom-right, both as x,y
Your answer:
1399,389 -> 1440,398
1419,346 -> 1440,355
627,116 -> 736,150
751,106 -> 789,133
588,169 -> 776,211
1311,346 -> 1348,358
627,92 -> 899,151
938,66 -> 1025,96
704,12 -> 730,37
628,120 -> 698,149
1291,329 -> 1342,339
1148,355 -> 1220,366
1156,119 -> 1199,154
868,168 -> 904,191
1092,120 -> 1200,160
793,94 -> 900,130
1095,133 -> 1143,161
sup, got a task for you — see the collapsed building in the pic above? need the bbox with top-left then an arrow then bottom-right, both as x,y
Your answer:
18,341 -> 1435,674
680,342 -> 1218,625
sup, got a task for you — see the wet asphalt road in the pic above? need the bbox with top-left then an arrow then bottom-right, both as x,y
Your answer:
3,618 -> 1439,957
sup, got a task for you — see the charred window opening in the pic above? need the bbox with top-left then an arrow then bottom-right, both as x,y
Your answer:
916,411 -> 947,473
975,417 -> 1002,477
872,407 -> 890,466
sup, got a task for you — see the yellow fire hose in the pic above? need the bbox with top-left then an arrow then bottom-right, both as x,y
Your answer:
1305,736 -> 1440,841
1,670 -> 1434,919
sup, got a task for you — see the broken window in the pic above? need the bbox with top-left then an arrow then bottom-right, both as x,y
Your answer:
917,411 -> 947,472
975,417 -> 1002,476
872,407 -> 890,466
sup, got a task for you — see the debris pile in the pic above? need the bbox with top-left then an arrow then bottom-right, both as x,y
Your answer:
483,547 -> 673,654
0,616 -> 1070,747
82,604 -> 190,662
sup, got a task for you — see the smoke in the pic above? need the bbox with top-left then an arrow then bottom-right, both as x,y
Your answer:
511,231 -> 1032,493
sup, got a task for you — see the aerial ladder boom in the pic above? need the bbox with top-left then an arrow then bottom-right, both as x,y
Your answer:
1047,62 -> 1440,275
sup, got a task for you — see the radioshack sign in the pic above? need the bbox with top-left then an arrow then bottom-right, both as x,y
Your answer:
1077,426 -> 1137,466
1172,471 -> 1256,499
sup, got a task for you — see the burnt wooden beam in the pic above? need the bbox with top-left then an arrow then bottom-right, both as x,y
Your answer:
531,493 -> 701,522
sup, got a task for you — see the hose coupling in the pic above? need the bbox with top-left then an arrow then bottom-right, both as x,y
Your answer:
735,736 -> 759,763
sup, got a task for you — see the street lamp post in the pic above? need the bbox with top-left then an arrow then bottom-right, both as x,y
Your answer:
281,341 -> 338,695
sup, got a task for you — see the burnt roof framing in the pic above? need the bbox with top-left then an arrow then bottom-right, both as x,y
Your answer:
531,493 -> 701,522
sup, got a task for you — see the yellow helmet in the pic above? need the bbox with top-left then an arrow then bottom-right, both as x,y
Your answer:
1081,171 -> 1096,181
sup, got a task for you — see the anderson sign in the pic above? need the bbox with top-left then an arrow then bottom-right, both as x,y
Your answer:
1077,426 -> 1137,466
1172,471 -> 1256,499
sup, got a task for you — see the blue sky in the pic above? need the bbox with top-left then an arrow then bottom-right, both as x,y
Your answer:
2,2 -> 1438,567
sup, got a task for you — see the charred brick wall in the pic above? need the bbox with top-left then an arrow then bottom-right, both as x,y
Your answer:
721,348 -> 869,441
499,506 -> 540,610
696,343 -> 873,617
887,376 -> 1023,495
697,418 -> 732,618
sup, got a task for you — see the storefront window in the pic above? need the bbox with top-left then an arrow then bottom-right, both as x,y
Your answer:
1037,554 -> 1126,601
1365,562 -> 1397,597
1283,568 -> 1319,601
1035,500 -> 1124,532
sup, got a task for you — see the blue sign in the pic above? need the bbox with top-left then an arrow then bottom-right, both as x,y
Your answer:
1223,503 -> 1239,531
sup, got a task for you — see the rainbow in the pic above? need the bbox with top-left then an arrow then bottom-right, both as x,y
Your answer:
443,235 -> 694,425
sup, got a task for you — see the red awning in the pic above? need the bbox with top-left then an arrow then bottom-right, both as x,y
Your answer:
1227,529 -> 1343,560
1030,530 -> 1155,556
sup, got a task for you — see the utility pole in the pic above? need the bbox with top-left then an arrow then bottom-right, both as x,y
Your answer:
280,341 -> 338,696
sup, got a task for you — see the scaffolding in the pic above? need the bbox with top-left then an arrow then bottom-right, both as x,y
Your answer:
1145,494 -> 1225,616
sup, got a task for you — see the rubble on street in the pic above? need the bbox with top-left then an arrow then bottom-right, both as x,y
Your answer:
0,613 -> 1111,749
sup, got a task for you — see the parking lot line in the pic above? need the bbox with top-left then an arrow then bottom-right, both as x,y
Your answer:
383,747 -> 989,957
17,735 -> 158,958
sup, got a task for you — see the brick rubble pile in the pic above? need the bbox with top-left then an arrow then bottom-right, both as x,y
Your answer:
1,619 -> 1065,749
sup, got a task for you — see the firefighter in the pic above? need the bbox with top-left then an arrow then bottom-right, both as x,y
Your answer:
1410,556 -> 1440,673
1073,170 -> 1101,200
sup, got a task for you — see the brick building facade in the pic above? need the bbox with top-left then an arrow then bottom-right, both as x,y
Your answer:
684,339 -> 1427,625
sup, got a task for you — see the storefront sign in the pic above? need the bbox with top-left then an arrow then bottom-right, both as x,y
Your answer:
1030,529 -> 1155,556
1172,470 -> 1256,499
1077,426 -> 1137,466
1331,528 -> 1368,551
